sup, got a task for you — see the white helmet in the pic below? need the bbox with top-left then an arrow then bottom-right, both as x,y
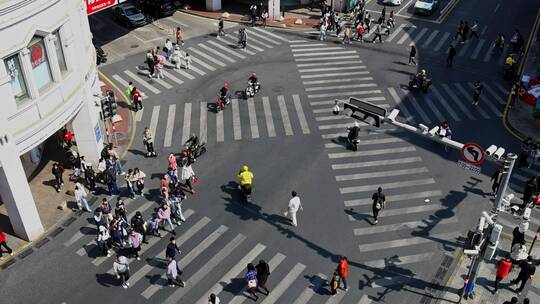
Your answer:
353,121 -> 360,128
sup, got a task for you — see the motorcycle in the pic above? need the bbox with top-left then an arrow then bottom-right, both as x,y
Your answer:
179,136 -> 207,165
95,45 -> 107,65
408,75 -> 432,93
346,126 -> 360,151
245,81 -> 260,98
238,183 -> 253,203
213,94 -> 231,112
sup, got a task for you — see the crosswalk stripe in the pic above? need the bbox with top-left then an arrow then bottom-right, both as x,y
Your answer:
453,83 -> 490,119
295,55 -> 360,62
328,146 -> 416,158
245,32 -> 275,49
244,39 -> 265,52
387,87 -> 414,121
421,30 -> 439,48
351,204 -> 442,219
386,24 -> 406,42
64,230 -> 88,247
297,60 -> 363,67
289,40 -> 307,43
336,167 -> 428,181
278,95 -> 293,136
232,99 -> 242,140
421,96 -> 445,122
404,92 -> 431,123
299,66 -> 367,73
483,42 -> 495,62
291,47 -> 344,52
207,40 -> 246,59
483,83 -> 505,104
412,28 -> 428,44
189,47 -> 226,67
358,232 -> 459,252
456,41 -> 472,57
245,29 -> 280,45
290,43 -> 326,48
497,217 -> 536,238
362,253 -> 435,268
199,102 -> 207,143
397,26 -> 416,45
433,32 -> 451,52
175,67 -> 196,80
471,39 -> 486,59
492,82 -> 508,94
198,43 -> 236,63
260,263 -> 306,304
153,76 -> 173,89
184,62 -> 207,76
292,273 -> 327,304
252,27 -> 289,43
355,218 -> 457,236
323,287 -> 347,304
160,234 -> 246,303
525,290 -> 540,303
293,51 -> 357,57
190,55 -> 216,71
306,83 -> 376,91
149,105 -> 160,144
340,178 -> 435,194
112,74 -> 148,98
358,295 -> 371,304
135,108 -> 144,122
247,98 -> 260,139
181,103 -> 192,143
441,84 -> 476,120
195,243 -> 267,304
467,82 -> 502,116
309,96 -> 385,106
129,216 -> 211,286
160,69 -> 184,85
292,94 -> 310,134
316,115 -> 352,122
308,90 -> 380,99
314,104 -> 390,114
321,129 -> 398,139
262,96 -> 276,137
221,35 -> 257,55
125,201 -> 154,223
301,71 -> 370,79
497,44 -> 508,65
163,104 -> 176,147
124,70 -> 161,94
319,122 -> 357,130
216,110 -> 224,142
344,190 -> 442,207
303,77 -> 373,85
332,156 -> 422,170
430,86 -> 460,121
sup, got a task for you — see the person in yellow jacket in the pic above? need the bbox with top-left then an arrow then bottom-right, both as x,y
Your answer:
237,165 -> 254,193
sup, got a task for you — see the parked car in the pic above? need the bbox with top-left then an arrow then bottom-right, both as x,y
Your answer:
139,0 -> 176,18
382,0 -> 402,5
414,0 -> 438,14
111,3 -> 147,28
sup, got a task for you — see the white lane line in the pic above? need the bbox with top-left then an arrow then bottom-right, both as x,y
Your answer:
207,40 -> 246,59
355,218 -> 457,236
483,83 -> 505,104
289,39 -> 307,43
332,156 -> 422,170
184,62 -> 207,75
397,27 -> 416,45
290,43 -> 326,48
125,201 -> 154,222
340,178 -> 435,194
483,42 -> 495,62
299,66 -> 367,73
471,39 -> 486,60
252,27 -> 289,43
433,32 -> 451,52
386,24 -> 406,42
293,50 -> 357,57
423,96 -> 445,122
453,83 -> 490,119
175,67 -> 196,80
262,96 -> 276,137
260,263 -> 306,304
319,123 -> 358,130
244,31 -> 275,48
441,84 -> 476,120
291,47 -> 344,52
278,95 -> 293,136
181,103 -> 192,143
292,94 -> 310,134
200,102 -> 207,143
336,167 -> 428,181
387,87 -> 414,121
397,0 -> 415,14
430,86 -> 461,121
457,41 -> 472,57
467,82 -> 502,116
245,29 -> 281,45
112,74 -> 147,98
247,98 -> 260,139
292,273 -> 327,304
412,28 -> 428,44
421,30 -> 439,48
358,232 -> 460,252
404,91 -> 431,123
362,253 -> 436,268
294,55 -> 360,62
149,105 -> 160,144
189,47 -> 226,67
216,109 -> 224,142
163,104 -> 176,147
195,244 -> 267,304
303,77 -> 373,85
305,83 -> 376,91
328,146 -> 416,158
124,70 -> 161,94
160,69 -> 184,85
297,60 -> 363,67
309,96 -> 385,106
316,115 -> 352,122
198,43 -> 236,63
344,190 -> 442,207
301,71 -> 370,79
232,98 -> 241,140
158,234 -> 246,303
308,90 -> 380,99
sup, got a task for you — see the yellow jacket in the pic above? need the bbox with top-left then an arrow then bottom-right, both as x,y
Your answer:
238,170 -> 254,185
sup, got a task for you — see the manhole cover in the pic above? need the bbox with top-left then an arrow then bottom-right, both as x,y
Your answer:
130,44 -> 139,49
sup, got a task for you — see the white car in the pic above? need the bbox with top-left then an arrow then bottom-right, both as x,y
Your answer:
414,0 -> 439,14
382,0 -> 402,5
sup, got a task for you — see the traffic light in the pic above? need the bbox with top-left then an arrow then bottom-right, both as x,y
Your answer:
100,90 -> 117,120
502,156 -> 513,174
342,97 -> 386,128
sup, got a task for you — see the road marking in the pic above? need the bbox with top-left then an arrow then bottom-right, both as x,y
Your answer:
386,24 -> 406,42
430,86 -> 461,121
293,50 -> 357,57
303,77 -> 373,85
423,96 -> 445,122
305,83 -> 376,92
291,47 -> 344,52
471,39 -> 486,59
457,41 -> 472,57
112,74 -> 147,98
292,273 -> 327,304
358,232 -> 459,252
387,87 -> 414,121
294,55 -> 360,62
370,275 -> 416,288
125,201 -> 154,222
494,3 -> 500,12
159,234 -> 246,303
332,156 -> 422,170
483,83 -> 505,104
246,29 -> 281,45
344,190 -> 442,207
492,82 -> 508,94
467,82 -> 502,116
149,105 -> 160,144
260,263 -> 306,304
246,33 -> 275,49
290,43 -> 326,48
64,230 -> 89,247
181,103 -> 192,143
207,40 -> 246,59
200,102 -> 207,143
356,218 -> 456,236
297,60 -> 363,67
404,92 -> 431,123
252,27 -> 289,43
152,76 -> 173,89
292,94 -> 310,134
441,84 -> 476,120
452,83 -> 490,119
308,90 -> 380,99
189,47 -> 226,67
216,110 -> 224,142
262,96 -> 276,137
220,35 -> 257,55
412,28 -> 428,44
351,204 -> 445,219
323,287 -> 347,304
397,26 -> 416,45
397,0 -> 415,14
336,167 -> 428,181
433,32 -> 451,52
163,104 -> 176,147
195,244 -> 267,304
135,107 -> 144,122
175,67 -> 196,80
362,253 -> 436,268
319,122 -> 357,130
190,56 -> 215,72
160,69 -> 184,85
328,146 -> 416,158
321,129 -> 398,139
301,71 -> 370,79
278,95 -> 293,136
340,178 -> 435,194
232,98 -> 241,140
247,98 -> 260,139
421,30 -> 439,48
124,70 -> 161,94
299,66 -> 367,73
316,115 -> 352,122
198,43 -> 236,63
483,42 -> 495,62
310,96 -> 385,106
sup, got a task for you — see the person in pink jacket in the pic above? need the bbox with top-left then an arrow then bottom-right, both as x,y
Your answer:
128,230 -> 143,260
158,203 -> 175,235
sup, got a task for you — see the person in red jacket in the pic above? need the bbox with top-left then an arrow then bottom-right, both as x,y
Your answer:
336,256 -> 349,291
0,231 -> 13,258
63,128 -> 74,147
494,254 -> 512,293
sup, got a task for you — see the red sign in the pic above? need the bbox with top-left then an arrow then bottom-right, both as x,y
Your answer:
86,0 -> 117,15
30,44 -> 44,68
460,143 -> 485,165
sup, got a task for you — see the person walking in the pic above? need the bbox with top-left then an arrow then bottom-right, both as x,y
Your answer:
133,167 -> 146,195
131,211 -> 148,244
0,230 -> 13,258
217,17 -> 225,37
113,255 -> 131,288
146,50 -> 155,77
494,254 -> 512,293
180,163 -> 196,194
454,20 -> 464,40
97,225 -> 111,257
166,237 -> 181,260
164,38 -> 173,60
52,162 -> 64,192
114,198 -> 127,221
261,9 -> 268,27
125,169 -> 136,199
518,137 -> 534,168
285,190 -> 303,227
250,4 -> 257,27
355,22 -> 365,41
512,225 -> 527,250
103,167 -> 118,196
143,127 -> 157,157
124,81 -> 134,100
461,21 -> 470,43
320,22 -> 327,41
132,87 -> 143,111
167,257 -> 185,287
491,168 -> 502,196
336,256 -> 349,291
408,44 -> 417,65
246,263 -> 259,301
472,80 -> 483,105
208,293 -> 221,304
511,255 -> 536,293
342,26 -> 352,44
447,44 -> 457,67
175,27 -> 184,46
470,20 -> 479,40
372,187 -> 386,224
74,182 -> 90,212
371,22 -> 383,43
503,297 -> 518,304
128,229 -> 143,260
158,203 -> 175,235
522,177 -> 537,208
256,259 -> 270,295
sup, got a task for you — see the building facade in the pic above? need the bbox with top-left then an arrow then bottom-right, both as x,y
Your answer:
0,0 -> 103,241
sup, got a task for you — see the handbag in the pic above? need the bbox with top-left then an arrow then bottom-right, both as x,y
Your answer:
248,279 -> 257,288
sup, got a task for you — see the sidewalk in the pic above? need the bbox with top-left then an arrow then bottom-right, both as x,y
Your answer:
0,74 -> 133,269
506,9 -> 540,142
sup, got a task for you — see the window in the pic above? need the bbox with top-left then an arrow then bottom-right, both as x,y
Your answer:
29,36 -> 52,92
52,31 -> 67,73
4,54 -> 28,103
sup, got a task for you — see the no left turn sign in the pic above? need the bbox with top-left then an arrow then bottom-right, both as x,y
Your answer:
461,143 -> 485,165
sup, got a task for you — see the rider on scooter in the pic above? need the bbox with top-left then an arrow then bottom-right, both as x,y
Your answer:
248,72 -> 259,93
237,165 -> 254,195
347,121 -> 360,142
217,82 -> 230,108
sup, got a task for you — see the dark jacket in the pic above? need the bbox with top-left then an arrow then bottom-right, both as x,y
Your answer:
166,242 -> 180,259
256,262 -> 270,283
517,260 -> 536,278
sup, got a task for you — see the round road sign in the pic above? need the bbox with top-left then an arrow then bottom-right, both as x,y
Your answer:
461,143 -> 485,165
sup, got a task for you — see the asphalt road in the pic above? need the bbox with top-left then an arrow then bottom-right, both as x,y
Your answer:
2,0 -> 540,303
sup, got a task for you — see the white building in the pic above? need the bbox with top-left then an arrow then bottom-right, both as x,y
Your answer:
0,0 -> 103,241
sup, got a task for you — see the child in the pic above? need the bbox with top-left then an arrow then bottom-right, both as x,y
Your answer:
182,52 -> 191,70
330,271 -> 340,295
147,213 -> 161,237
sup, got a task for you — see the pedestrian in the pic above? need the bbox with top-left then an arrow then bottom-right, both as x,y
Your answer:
365,15 -> 371,33
461,21 -> 469,43
146,50 -> 155,77
217,17 -> 225,37
128,229 -> 143,260
372,187 -> 386,224
114,198 -> 127,221
491,168 -> 502,196
0,230 -> 13,258
454,20 -> 464,40
523,298 -> 530,304
182,51 -> 192,70
510,243 -> 528,264
132,87 -> 142,111
246,263 -> 259,301
107,143 -> 124,175
175,27 -> 184,46
261,9 -> 268,27
147,213 -> 161,237
522,177 -> 537,207
355,22 -> 365,41
503,297 -> 518,304
256,259 -> 270,295
408,44 -> 417,65
133,167 -> 146,195
208,293 -> 221,304
380,5 -> 386,21
131,211 -> 148,244
167,257 -> 185,287
113,255 -> 131,288
124,81 -> 134,100
330,271 -> 340,296
494,254 -> 512,293
154,54 -> 164,79
518,137 -> 534,168
387,10 -> 395,28
472,80 -> 483,105
74,182 -> 90,212
511,255 -> 536,293
285,190 -> 303,227
342,26 -> 351,44
103,167 -> 118,196
470,20 -> 479,39
512,224 -> 527,250
166,237 -> 181,260
143,127 -> 157,157
250,4 -> 257,27
158,203 -> 175,235
52,162 -> 64,192
168,152 -> 178,174
164,38 -> 173,60
371,22 -> 383,43
180,162 -> 196,194
125,169 -> 136,199
320,22 -> 327,41
336,256 -> 349,291
333,100 -> 340,114
97,225 -> 111,257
